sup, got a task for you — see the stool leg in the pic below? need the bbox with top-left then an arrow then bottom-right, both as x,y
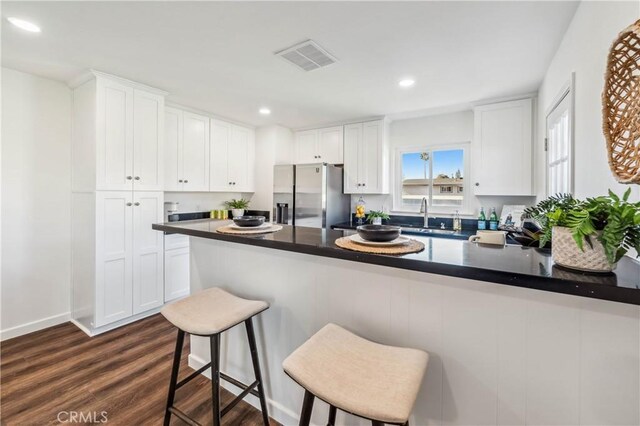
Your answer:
210,334 -> 221,426
164,329 -> 185,426
299,390 -> 315,426
245,318 -> 270,426
371,421 -> 385,426
327,405 -> 337,425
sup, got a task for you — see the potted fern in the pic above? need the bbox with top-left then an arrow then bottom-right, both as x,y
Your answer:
224,198 -> 250,218
366,210 -> 390,225
525,189 -> 640,272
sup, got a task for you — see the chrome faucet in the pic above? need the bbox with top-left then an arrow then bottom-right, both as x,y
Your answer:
419,197 -> 429,228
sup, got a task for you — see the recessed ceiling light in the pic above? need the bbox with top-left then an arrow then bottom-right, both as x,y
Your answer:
259,108 -> 271,115
7,17 -> 41,33
398,79 -> 415,88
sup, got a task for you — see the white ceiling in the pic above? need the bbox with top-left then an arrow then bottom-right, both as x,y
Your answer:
1,1 -> 579,128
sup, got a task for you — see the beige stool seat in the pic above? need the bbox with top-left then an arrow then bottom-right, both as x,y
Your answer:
161,287 -> 268,336
283,323 -> 429,425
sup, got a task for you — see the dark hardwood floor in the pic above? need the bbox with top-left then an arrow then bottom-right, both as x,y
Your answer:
1,314 -> 280,425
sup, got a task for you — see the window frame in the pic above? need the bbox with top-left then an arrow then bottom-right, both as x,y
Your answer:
545,73 -> 575,196
393,142 -> 471,215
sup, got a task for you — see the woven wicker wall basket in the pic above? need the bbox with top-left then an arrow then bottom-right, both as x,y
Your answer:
602,19 -> 640,184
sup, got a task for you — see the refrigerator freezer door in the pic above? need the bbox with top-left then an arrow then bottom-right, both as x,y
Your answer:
295,164 -> 325,228
273,165 -> 294,225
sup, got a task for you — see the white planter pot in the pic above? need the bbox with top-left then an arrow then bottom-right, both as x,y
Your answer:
372,217 -> 382,225
231,209 -> 245,218
551,226 -> 615,272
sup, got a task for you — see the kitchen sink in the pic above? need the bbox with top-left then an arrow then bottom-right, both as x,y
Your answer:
402,227 -> 456,235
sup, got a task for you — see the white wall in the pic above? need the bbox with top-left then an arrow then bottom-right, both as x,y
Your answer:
536,1 -> 640,202
163,192 -> 245,215
252,125 -> 294,212
360,111 -> 536,217
1,68 -> 72,340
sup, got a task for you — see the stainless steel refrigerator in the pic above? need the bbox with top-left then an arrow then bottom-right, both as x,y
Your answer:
273,164 -> 350,228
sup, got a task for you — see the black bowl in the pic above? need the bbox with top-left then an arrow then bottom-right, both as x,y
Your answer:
356,224 -> 401,242
233,216 -> 266,227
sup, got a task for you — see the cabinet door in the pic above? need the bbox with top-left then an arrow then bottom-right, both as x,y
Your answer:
360,121 -> 384,194
133,90 -> 164,191
164,107 -> 182,191
318,126 -> 344,164
473,99 -> 533,195
228,125 -> 252,191
210,119 -> 231,191
343,123 -> 362,193
95,191 -> 133,327
295,130 -> 318,164
164,247 -> 190,302
96,79 -> 134,191
182,112 -> 210,191
132,191 -> 164,314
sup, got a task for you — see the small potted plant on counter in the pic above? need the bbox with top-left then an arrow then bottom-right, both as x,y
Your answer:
525,189 -> 640,272
224,198 -> 250,218
366,210 -> 390,225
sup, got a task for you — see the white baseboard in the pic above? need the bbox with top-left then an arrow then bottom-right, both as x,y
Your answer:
188,353 -> 306,426
0,312 -> 71,341
71,307 -> 163,337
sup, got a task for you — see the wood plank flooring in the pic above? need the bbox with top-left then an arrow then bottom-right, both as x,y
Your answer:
1,314 -> 280,425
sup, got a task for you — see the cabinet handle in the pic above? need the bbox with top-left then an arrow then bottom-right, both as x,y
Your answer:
475,182 -> 480,186
134,176 -> 140,181
126,176 -> 133,180
178,179 -> 183,183
134,202 -> 140,206
233,182 -> 236,185
362,183 -> 366,187
184,180 -> 188,183
126,202 -> 132,207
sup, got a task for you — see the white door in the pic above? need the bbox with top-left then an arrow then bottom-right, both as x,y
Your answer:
228,125 -> 251,191
546,92 -> 572,196
182,112 -> 210,191
210,119 -> 231,191
132,191 -> 164,314
133,90 -> 164,191
295,130 -> 318,164
318,126 -> 344,164
164,247 -> 190,302
95,191 -> 133,327
96,79 -> 134,191
360,121 -> 383,193
343,123 -> 362,193
164,107 -> 182,191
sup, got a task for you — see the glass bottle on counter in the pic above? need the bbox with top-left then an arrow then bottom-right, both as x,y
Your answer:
478,207 -> 487,230
489,207 -> 499,230
453,210 -> 462,232
354,196 -> 366,225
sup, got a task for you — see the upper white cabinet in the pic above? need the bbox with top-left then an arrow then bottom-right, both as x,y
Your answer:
343,120 -> 389,194
164,107 -> 210,192
72,71 -> 167,192
473,98 -> 534,196
294,126 -> 344,164
210,119 -> 255,192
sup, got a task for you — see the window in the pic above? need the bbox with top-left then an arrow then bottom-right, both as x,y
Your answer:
546,81 -> 574,195
395,145 -> 468,212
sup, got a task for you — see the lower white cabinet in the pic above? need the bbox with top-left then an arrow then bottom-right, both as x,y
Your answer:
164,234 -> 190,302
74,190 -> 164,331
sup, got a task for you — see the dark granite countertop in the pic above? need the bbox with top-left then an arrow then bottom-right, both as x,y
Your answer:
152,219 -> 640,306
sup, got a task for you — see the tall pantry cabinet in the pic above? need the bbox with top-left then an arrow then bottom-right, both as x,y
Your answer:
71,72 -> 167,335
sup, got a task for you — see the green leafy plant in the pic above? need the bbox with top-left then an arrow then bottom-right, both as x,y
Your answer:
224,198 -> 250,210
524,189 -> 640,264
366,210 -> 390,223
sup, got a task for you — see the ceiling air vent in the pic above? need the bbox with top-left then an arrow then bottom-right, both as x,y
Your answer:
275,40 -> 337,71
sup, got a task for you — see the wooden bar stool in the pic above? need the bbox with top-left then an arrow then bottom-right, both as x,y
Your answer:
283,324 -> 428,426
161,287 -> 270,426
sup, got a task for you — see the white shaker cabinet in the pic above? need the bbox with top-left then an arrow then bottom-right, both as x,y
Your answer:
473,98 -> 534,196
294,126 -> 344,164
164,107 -> 210,192
133,90 -> 164,191
164,234 -> 190,302
209,119 -> 255,192
343,120 -> 389,194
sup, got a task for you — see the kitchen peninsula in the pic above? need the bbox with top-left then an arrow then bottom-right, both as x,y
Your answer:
153,219 -> 640,426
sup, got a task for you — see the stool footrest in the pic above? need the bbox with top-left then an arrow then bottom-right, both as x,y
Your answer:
168,407 -> 201,426
220,372 -> 260,398
177,362 -> 212,390
221,380 -> 259,417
